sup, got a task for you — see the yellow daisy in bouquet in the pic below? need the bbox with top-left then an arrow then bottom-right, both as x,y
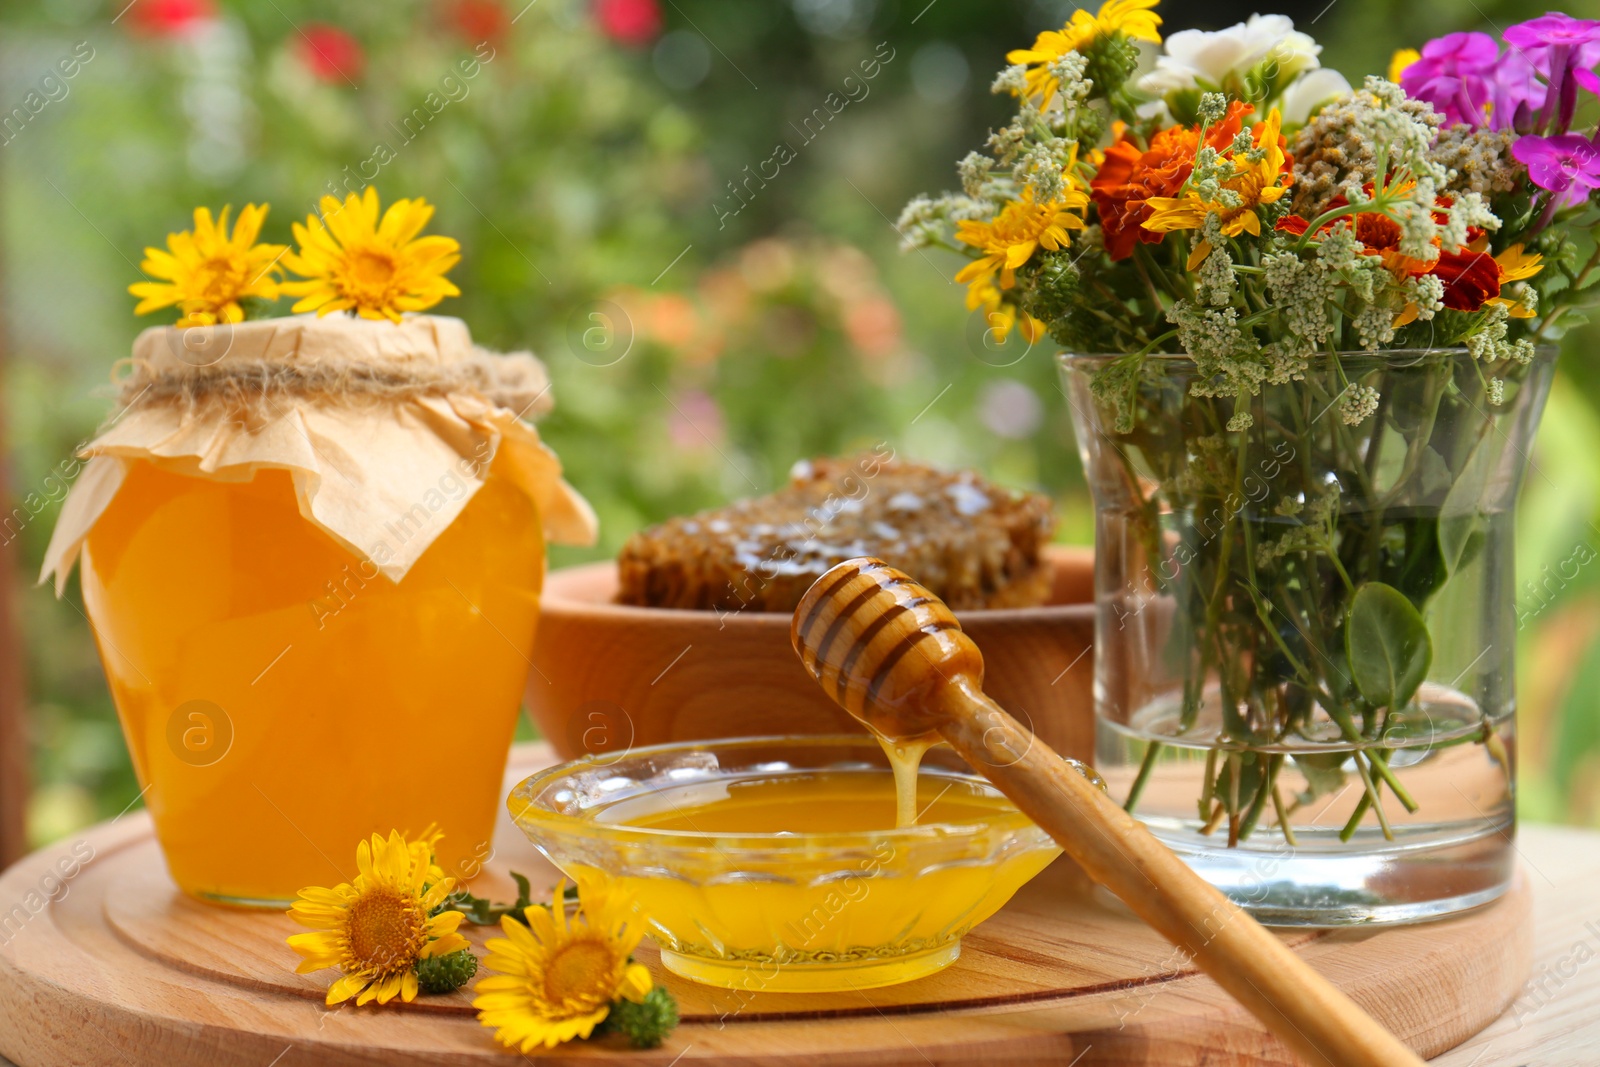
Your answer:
1142,108 -> 1293,265
955,181 -> 1088,341
1006,0 -> 1162,106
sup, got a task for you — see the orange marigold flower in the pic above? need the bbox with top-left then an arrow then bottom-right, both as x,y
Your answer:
1143,109 -> 1294,257
1091,101 -> 1250,261
1352,211 -> 1438,277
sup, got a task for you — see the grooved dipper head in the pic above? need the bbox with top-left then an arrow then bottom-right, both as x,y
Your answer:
791,557 -> 986,740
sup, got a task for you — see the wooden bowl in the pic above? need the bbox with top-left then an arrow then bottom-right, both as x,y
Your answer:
525,545 -> 1096,762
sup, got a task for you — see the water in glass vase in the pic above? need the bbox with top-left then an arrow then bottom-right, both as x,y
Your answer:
1094,461 -> 1519,924
1100,690 -> 1513,926
1064,347 -> 1552,925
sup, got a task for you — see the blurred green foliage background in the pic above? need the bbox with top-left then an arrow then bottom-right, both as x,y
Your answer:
3,0 -> 1598,845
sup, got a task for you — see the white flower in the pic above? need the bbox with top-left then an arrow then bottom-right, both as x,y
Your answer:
1138,15 -> 1322,96
1405,274 -> 1445,321
1278,68 -> 1353,124
1339,385 -> 1381,426
1135,98 -> 1173,124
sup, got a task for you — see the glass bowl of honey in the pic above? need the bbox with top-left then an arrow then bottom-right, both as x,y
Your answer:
507,735 -> 1062,992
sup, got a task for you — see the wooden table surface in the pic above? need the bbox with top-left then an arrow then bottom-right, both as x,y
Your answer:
2,763 -> 1595,1066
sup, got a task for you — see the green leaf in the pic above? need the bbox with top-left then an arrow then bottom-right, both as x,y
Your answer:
1416,446 -> 1453,500
1390,516 -> 1448,607
435,869 -> 545,926
1437,432 -> 1498,579
1345,582 -> 1433,710
1292,751 -> 1349,804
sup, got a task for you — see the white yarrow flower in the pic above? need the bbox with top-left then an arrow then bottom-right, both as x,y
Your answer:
1339,385 -> 1381,426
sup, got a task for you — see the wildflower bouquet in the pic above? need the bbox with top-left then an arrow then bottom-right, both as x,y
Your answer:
902,1 -> 1594,906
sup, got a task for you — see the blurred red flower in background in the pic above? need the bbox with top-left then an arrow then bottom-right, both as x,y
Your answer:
296,23 -> 365,84
844,297 -> 902,359
594,0 -> 661,47
666,388 -> 726,450
125,0 -> 214,36
441,0 -> 511,46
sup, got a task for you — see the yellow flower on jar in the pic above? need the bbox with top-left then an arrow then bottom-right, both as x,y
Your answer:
286,830 -> 469,1006
472,878 -> 653,1052
128,204 -> 287,328
1143,109 -> 1294,266
1006,0 -> 1163,106
281,187 -> 461,322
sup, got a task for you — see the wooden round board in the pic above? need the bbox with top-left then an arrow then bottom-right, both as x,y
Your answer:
0,744 -> 1530,1066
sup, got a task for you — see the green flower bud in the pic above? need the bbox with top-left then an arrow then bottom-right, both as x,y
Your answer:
599,986 -> 680,1049
415,949 -> 478,994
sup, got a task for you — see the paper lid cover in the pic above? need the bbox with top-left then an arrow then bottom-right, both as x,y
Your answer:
41,314 -> 597,593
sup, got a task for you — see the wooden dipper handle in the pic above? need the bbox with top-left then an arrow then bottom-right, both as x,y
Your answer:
792,557 -> 1427,1067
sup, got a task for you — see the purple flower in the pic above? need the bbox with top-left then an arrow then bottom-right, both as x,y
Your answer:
1504,12 -> 1600,55
1512,133 -> 1600,206
1491,50 -> 1547,128
1505,13 -> 1600,129
1400,32 -> 1499,126
1401,30 -> 1544,129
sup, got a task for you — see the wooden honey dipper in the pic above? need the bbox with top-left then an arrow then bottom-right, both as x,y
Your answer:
792,557 -> 1428,1067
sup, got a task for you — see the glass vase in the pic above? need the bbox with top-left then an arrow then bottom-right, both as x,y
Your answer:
1059,346 -> 1555,925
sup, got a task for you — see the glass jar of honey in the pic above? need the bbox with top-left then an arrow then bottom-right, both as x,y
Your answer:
43,315 -> 595,906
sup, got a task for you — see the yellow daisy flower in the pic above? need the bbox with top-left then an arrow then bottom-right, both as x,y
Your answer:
286,830 -> 469,1006
128,204 -> 286,328
953,183 -> 1085,342
281,187 -> 461,322
1388,48 -> 1420,85
955,184 -> 1089,290
1006,0 -> 1163,106
1492,243 -> 1543,283
968,279 -> 1048,345
1143,109 -> 1293,262
414,822 -> 450,884
473,878 -> 653,1052
1487,243 -> 1544,318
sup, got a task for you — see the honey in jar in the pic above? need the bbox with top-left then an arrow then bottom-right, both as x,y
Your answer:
45,315 -> 595,905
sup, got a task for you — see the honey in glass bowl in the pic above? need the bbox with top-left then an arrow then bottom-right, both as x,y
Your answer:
509,737 -> 1062,992
44,315 -> 595,906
